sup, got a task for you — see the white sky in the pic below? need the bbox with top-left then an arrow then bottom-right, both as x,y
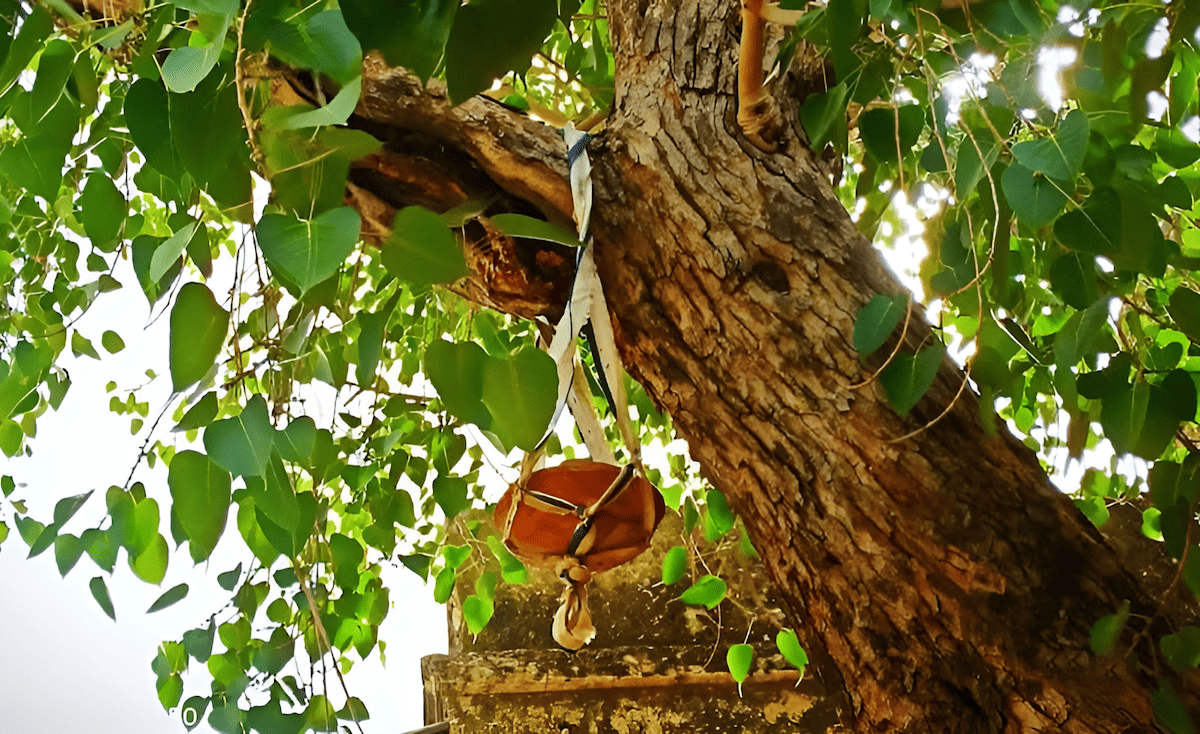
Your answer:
0,253 -> 446,733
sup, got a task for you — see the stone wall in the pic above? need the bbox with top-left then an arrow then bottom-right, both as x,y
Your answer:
420,511 -> 838,733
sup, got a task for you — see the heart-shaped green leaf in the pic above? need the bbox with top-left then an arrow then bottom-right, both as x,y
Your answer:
89,576 -> 116,621
168,450 -> 231,562
444,0 -> 557,104
880,344 -> 945,416
463,594 -> 494,634
491,213 -> 582,248
424,339 -> 491,428
173,392 -> 219,432
433,566 -> 456,604
680,574 -> 727,609
954,137 -> 999,199
433,475 -> 470,520
257,207 -> 361,295
342,0 -> 458,82
1089,600 -> 1130,654
78,172 -> 126,249
169,282 -> 229,392
853,294 -> 907,357
147,583 -> 190,613
54,534 -> 85,576
661,546 -> 687,585
480,347 -> 557,451
776,628 -> 809,676
1002,163 -> 1068,230
275,416 -> 317,465
800,82 -> 850,153
203,395 -> 275,478
1011,109 -> 1089,181
859,105 -> 925,163
381,206 -> 470,287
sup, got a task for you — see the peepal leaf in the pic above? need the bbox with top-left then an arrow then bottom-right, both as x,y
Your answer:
661,546 -> 686,585
150,221 -> 199,282
342,0 -> 457,81
257,208 -> 361,295
463,594 -> 494,635
880,344 -> 945,416
1153,681 -> 1198,734
203,395 -> 274,478
54,535 -> 84,576
853,294 -> 907,357
480,347 -> 557,451
1089,600 -> 1130,655
727,644 -> 753,695
1161,626 -> 1200,670
161,15 -> 230,93
1101,381 -> 1179,461
680,574 -> 727,609
90,576 -> 116,621
147,583 -> 190,613
444,0 -> 557,104
263,10 -> 362,85
78,172 -> 126,248
433,475 -> 470,520
381,206 -> 470,287
278,77 -> 362,130
173,392 -> 219,432
424,339 -> 491,428
168,450 -> 232,562
124,78 -> 185,182
276,416 -> 317,465
433,567 -> 455,604
1011,109 -> 1089,181
1168,288 -> 1200,343
1002,163 -> 1068,230
169,283 -> 229,392
954,139 -> 999,199
776,628 -> 809,677
53,490 -> 93,526
800,82 -> 849,153
859,105 -> 925,163
491,213 -> 582,247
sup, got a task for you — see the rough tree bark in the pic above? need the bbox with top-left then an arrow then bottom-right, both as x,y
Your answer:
282,0 -> 1200,730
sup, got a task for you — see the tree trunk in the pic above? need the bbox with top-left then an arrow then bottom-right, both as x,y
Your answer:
318,0 -> 1200,729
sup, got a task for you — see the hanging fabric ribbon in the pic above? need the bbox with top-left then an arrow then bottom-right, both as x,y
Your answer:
495,123 -> 664,650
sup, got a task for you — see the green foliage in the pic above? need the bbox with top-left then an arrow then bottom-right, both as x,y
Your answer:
89,576 -> 116,621
661,546 -> 687,585
257,208 -> 362,296
776,628 -> 808,678
491,214 -> 583,248
169,283 -> 229,392
853,294 -> 906,357
444,0 -> 558,104
147,583 -> 190,614
382,206 -> 470,287
726,643 -> 753,695
679,574 -> 727,609
168,451 -> 232,562
879,344 -> 944,416
1089,600 -> 1130,655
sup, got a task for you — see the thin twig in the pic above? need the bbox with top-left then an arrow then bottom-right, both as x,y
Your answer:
234,0 -> 265,169
123,398 -> 175,489
297,565 -> 366,734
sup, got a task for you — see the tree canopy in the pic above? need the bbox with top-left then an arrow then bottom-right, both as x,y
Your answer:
1,0 -> 1200,730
